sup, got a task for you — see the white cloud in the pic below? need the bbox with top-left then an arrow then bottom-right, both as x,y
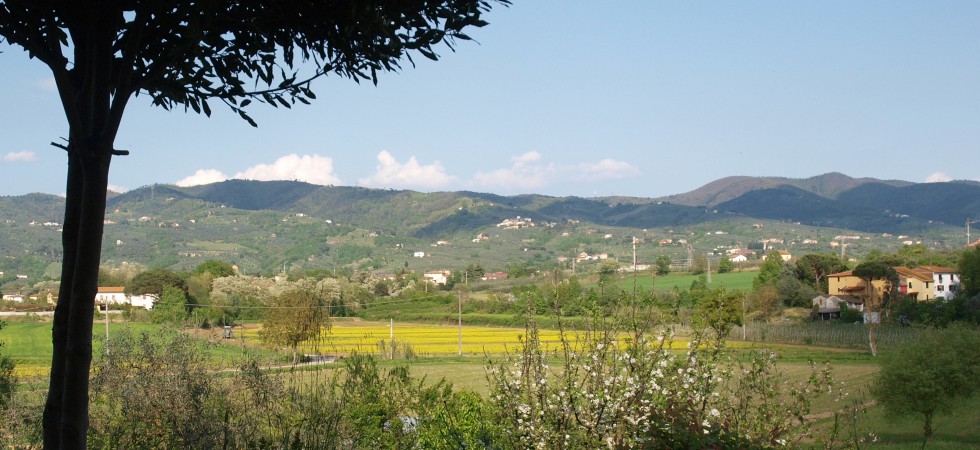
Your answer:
357,150 -> 456,190
234,154 -> 342,185
107,184 -> 128,193
176,169 -> 229,187
574,159 -> 641,180
473,151 -> 558,191
472,152 -> 640,192
926,172 -> 952,183
2,151 -> 37,163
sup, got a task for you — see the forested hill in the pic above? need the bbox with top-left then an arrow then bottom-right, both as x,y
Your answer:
655,172 -> 913,207
8,173 -> 977,238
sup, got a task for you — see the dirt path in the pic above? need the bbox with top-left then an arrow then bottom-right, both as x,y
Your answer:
805,400 -> 877,421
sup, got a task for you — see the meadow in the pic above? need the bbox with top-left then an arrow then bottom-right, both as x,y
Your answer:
3,316 -> 979,448
608,270 -> 757,292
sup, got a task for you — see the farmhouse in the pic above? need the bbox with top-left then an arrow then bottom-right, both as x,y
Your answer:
812,295 -> 864,321
481,272 -> 508,281
95,286 -> 157,310
828,265 -> 961,304
423,270 -> 452,285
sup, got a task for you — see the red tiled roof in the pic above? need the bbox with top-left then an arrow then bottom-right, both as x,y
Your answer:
829,270 -> 853,277
97,286 -> 125,294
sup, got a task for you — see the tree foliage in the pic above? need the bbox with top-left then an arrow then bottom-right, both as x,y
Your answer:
260,279 -> 337,363
655,254 -> 672,275
794,253 -> 847,293
872,325 -> 980,445
959,246 -> 980,299
753,252 -> 784,290
194,260 -> 235,278
126,268 -> 186,297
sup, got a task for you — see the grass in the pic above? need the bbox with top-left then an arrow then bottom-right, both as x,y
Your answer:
605,270 -> 758,292
0,317 -> 284,378
4,316 -> 979,448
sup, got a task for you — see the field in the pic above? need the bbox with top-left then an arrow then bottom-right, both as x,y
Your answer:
607,270 -> 757,292
4,317 -> 979,448
0,318 -> 284,378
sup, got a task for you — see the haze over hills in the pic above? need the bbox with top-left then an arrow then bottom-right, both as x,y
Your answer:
1,173 -> 974,279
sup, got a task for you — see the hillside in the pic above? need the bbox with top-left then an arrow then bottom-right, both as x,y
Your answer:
656,172 -> 911,207
1,175 -> 971,283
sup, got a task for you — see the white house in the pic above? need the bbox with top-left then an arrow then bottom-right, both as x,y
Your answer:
413,251 -> 426,258
915,266 -> 961,300
96,286 -> 156,310
423,270 -> 451,285
2,293 -> 24,302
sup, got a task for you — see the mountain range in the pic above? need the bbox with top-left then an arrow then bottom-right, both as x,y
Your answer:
1,172 -> 975,279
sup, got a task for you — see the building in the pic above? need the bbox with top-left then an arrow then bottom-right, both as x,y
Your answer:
812,295 -> 864,320
413,251 -> 426,258
777,250 -> 792,262
481,272 -> 508,281
96,286 -> 157,310
828,265 -> 961,304
423,270 -> 451,285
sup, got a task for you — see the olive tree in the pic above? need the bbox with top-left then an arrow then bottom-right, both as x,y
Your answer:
872,325 -> 980,446
0,2 -> 506,447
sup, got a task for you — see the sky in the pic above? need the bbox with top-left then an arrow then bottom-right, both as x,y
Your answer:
1,1 -> 979,198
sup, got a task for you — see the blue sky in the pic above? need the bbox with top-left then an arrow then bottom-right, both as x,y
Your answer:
1,1 -> 978,198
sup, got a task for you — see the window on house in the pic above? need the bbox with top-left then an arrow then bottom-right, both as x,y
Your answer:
937,285 -> 944,292
939,274 -> 944,282
950,285 -> 957,292
908,282 -> 913,289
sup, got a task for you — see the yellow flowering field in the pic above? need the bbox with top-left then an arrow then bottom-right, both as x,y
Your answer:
239,320 -> 700,357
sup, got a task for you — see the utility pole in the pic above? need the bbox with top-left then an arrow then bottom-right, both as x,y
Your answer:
104,300 -> 110,355
457,289 -> 463,356
968,218 -> 980,246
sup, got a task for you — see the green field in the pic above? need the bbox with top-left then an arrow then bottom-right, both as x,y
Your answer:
605,270 -> 758,292
4,317 -> 979,448
0,318 -> 284,378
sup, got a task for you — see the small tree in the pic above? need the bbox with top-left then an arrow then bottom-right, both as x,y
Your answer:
655,255 -> 672,275
150,286 -> 189,325
0,321 -> 14,409
853,261 -> 899,356
753,252 -> 785,290
872,325 -> 980,446
959,246 -> 980,298
717,258 -> 734,274
260,281 -> 335,364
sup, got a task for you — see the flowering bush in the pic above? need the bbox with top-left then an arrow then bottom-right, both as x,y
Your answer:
487,303 -> 840,449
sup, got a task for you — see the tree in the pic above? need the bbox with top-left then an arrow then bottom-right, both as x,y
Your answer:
126,268 -> 186,297
852,261 -> 899,356
150,285 -> 189,325
464,262 -> 485,281
752,252 -> 784,290
0,321 -> 14,409
1,2 -> 507,446
194,260 -> 235,278
794,253 -> 847,293
654,255 -> 671,276
872,325 -> 980,446
960,246 -> 980,299
260,279 -> 337,364
717,257 -> 734,274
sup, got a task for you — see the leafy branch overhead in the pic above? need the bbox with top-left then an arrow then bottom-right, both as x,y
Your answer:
0,0 -> 508,127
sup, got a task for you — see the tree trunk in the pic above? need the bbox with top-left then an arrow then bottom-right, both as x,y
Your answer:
922,411 -> 933,449
44,139 -> 113,449
43,149 -> 82,450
